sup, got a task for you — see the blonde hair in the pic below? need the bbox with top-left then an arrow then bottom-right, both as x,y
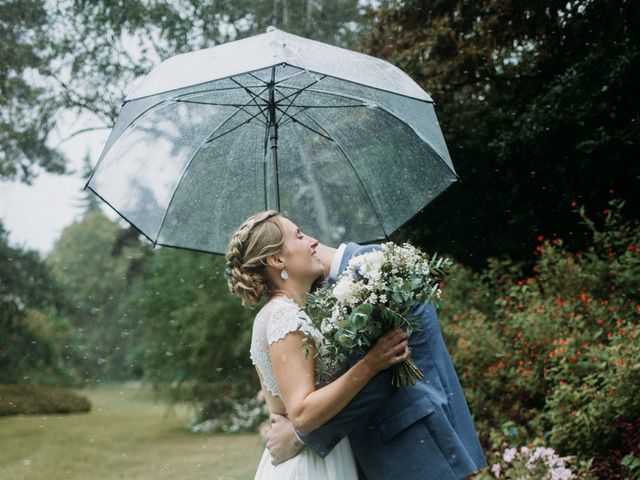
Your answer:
225,210 -> 285,305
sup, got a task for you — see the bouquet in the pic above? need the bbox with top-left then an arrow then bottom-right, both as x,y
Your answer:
307,242 -> 452,387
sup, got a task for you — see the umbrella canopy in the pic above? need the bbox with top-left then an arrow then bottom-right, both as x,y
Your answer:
87,27 -> 458,254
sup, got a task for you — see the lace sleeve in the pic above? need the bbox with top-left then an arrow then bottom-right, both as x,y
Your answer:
266,300 -> 315,345
250,298 -> 321,397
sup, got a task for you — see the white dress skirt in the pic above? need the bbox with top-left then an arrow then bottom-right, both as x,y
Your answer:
249,297 -> 358,480
254,437 -> 358,479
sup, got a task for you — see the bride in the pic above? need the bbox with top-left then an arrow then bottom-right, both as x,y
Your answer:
225,210 -> 409,480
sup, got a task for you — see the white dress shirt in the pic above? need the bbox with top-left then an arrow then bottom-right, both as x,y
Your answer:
328,243 -> 347,282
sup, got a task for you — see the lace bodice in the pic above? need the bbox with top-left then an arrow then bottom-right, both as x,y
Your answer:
249,296 -> 326,397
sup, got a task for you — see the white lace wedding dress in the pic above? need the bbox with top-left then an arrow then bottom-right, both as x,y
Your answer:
250,296 -> 358,480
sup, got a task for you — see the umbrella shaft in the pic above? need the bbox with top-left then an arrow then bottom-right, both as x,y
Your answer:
269,123 -> 280,212
268,80 -> 280,212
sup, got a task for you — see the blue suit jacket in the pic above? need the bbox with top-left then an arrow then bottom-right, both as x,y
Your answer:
299,243 -> 487,480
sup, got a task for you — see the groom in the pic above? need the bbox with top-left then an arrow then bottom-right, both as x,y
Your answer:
265,241 -> 487,479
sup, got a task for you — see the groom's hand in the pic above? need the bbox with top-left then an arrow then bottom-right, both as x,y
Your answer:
265,413 -> 304,465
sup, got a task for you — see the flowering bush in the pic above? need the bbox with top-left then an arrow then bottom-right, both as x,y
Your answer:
190,390 -> 269,434
480,445 -> 576,480
438,199 -> 639,478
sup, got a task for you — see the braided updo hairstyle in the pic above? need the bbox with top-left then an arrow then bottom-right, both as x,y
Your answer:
225,210 -> 285,305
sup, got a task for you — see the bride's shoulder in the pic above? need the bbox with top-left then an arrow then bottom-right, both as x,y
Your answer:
254,297 -> 299,322
263,296 -> 300,312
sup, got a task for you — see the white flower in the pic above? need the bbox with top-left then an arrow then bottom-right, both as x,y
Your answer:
491,463 -> 501,478
353,250 -> 384,282
332,276 -> 356,303
321,309 -> 340,335
503,447 -> 517,463
550,467 -> 574,480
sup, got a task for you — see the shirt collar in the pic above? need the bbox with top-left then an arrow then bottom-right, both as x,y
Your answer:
328,243 -> 347,281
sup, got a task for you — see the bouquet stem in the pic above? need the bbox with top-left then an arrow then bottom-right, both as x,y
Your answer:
391,354 -> 424,387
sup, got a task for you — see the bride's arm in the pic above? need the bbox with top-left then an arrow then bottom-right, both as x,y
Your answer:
270,327 -> 408,436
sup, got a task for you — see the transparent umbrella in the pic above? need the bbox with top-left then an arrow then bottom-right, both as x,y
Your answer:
86,27 -> 458,254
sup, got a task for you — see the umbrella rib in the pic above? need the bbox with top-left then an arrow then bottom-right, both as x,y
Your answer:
300,110 -> 389,237
303,87 -> 458,180
277,106 -> 323,131
85,186 -> 158,246
229,77 -> 270,123
247,72 -> 268,84
275,106 -> 334,141
175,99 -> 267,109
273,69 -> 309,85
174,85 -> 267,96
278,103 -> 365,109
207,108 -> 268,143
273,76 -> 326,124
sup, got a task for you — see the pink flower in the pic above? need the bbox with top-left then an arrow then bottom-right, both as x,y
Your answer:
491,463 -> 501,478
503,447 -> 517,463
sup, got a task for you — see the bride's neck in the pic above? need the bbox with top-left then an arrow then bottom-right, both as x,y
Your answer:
271,285 -> 310,307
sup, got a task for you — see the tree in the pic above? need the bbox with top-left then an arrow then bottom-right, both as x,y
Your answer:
0,221 -> 77,384
46,210 -> 147,380
366,0 -> 640,266
74,151 -> 103,213
0,0 -> 65,183
1,0 -> 378,182
123,247 -> 257,401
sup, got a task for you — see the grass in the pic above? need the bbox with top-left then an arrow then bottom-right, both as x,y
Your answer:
0,382 -> 264,480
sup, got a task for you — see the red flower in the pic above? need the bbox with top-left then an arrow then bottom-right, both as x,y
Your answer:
537,235 -> 544,242
602,209 -> 609,215
629,245 -> 636,252
570,201 -> 577,207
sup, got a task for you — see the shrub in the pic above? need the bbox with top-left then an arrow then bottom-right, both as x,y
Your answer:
0,384 -> 91,416
480,445 -> 577,480
189,390 -> 268,434
439,199 -> 639,475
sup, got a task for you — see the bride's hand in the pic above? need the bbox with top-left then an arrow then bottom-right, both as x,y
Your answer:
363,327 -> 410,373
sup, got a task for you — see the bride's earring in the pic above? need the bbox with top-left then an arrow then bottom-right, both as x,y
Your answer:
280,268 -> 288,280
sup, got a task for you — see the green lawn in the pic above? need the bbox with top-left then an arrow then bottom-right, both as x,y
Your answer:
0,383 -> 264,480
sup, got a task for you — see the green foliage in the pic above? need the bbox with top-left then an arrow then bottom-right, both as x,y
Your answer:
0,383 -> 90,416
123,247 -> 258,404
371,1 -> 640,266
2,0 -> 376,182
46,210 -> 148,380
439,199 -> 639,475
0,0 -> 65,183
192,392 -> 269,434
0,221 -> 78,385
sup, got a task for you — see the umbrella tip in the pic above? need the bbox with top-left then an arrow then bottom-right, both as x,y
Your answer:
266,25 -> 277,33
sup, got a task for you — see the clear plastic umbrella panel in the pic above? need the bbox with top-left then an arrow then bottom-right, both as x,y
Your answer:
87,27 -> 458,254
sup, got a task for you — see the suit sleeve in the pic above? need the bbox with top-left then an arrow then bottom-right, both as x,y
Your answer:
296,364 -> 395,458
